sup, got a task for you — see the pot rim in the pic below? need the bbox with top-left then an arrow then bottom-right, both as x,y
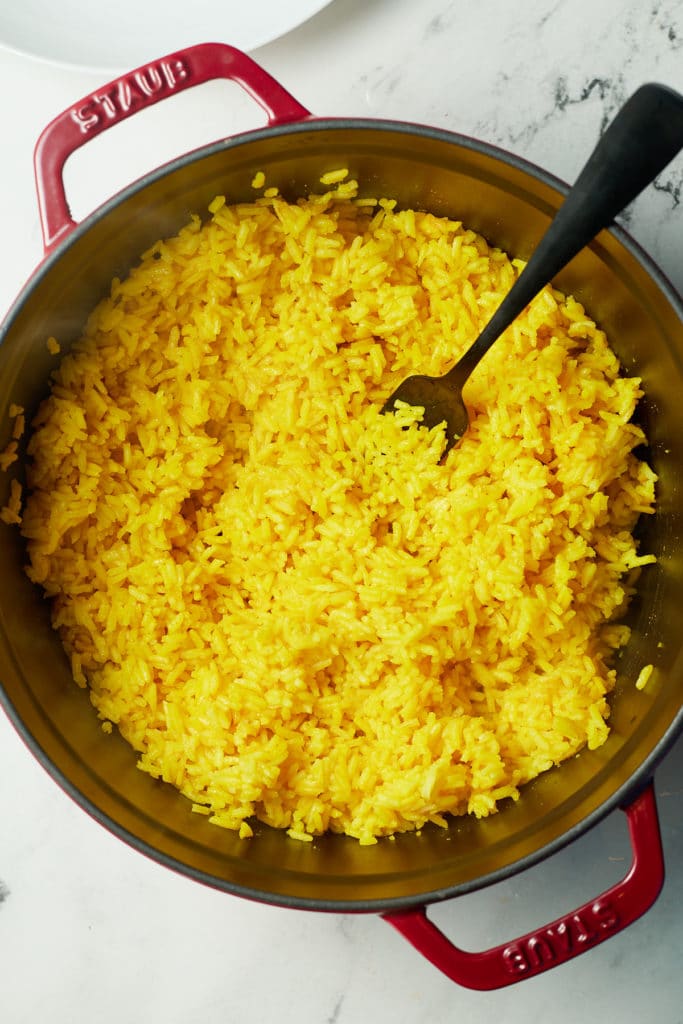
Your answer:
4,115 -> 683,337
2,114 -> 683,913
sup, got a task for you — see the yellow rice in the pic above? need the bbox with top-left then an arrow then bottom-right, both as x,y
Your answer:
635,663 -> 654,691
17,176 -> 656,844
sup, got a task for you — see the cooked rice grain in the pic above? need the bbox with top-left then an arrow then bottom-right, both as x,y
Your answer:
20,180 -> 656,844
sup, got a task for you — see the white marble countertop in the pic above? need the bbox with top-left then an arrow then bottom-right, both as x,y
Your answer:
1,1 -> 683,1020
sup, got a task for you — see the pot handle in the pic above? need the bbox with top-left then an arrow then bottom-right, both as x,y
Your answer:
383,783 -> 664,990
33,42 -> 312,252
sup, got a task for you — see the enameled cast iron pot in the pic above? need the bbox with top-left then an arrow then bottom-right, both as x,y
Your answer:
1,44 -> 682,991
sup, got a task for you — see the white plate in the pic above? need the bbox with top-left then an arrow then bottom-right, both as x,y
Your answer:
0,0 -> 334,72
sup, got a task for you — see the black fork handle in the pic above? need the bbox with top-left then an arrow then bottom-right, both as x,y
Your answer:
450,83 -> 683,383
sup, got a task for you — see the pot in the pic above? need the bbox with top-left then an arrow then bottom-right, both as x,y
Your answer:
1,43 -> 682,991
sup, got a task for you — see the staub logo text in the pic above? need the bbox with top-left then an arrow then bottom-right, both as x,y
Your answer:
501,899 -> 620,976
70,58 -> 191,133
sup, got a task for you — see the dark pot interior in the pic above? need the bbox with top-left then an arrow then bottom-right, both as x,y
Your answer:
1,120 -> 682,911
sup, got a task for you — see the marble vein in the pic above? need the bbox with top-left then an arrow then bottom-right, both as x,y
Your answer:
652,170 -> 683,208
326,994 -> 345,1024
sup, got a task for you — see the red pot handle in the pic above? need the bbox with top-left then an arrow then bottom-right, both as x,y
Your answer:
33,42 -> 312,253
384,783 -> 664,990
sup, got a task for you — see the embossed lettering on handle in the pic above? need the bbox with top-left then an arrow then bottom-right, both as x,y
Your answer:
500,898 -> 621,978
384,784 -> 664,991
34,43 -> 311,252
70,57 -> 192,134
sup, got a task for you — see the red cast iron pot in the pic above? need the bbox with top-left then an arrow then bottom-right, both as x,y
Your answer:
1,43 -> 682,991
